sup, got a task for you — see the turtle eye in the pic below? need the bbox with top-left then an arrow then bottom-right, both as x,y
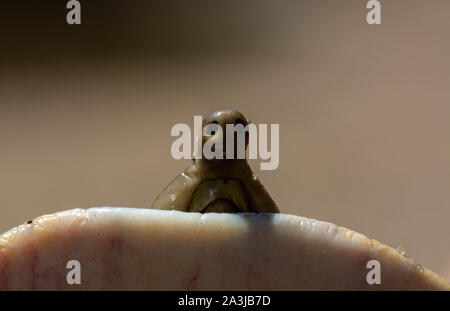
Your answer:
204,121 -> 219,137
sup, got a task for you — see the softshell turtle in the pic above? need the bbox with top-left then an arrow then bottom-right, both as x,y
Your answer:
1,111 -> 448,290
151,109 -> 279,213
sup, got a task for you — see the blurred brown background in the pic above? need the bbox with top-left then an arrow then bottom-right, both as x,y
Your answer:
1,1 -> 449,280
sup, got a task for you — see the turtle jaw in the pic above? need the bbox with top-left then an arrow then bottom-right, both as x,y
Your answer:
188,178 -> 250,213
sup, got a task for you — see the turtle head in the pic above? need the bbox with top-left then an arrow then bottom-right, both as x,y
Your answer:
152,109 -> 279,214
201,109 -> 250,161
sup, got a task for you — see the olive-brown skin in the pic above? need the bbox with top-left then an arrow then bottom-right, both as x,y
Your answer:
151,110 -> 279,213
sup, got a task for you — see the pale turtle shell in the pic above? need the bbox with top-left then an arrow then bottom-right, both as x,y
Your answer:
0,207 -> 448,290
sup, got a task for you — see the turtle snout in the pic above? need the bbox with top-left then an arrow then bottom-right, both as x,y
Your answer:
202,110 -> 250,159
